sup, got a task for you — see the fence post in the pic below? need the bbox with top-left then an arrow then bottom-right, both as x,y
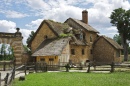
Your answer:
24,64 -> 27,75
45,64 -> 48,72
87,62 -> 90,73
35,62 -> 37,73
3,62 -> 6,71
110,62 -> 114,73
65,64 -> 69,72
12,60 -> 16,79
4,73 -> 9,86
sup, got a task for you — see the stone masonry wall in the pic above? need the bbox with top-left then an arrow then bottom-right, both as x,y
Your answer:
31,23 -> 57,53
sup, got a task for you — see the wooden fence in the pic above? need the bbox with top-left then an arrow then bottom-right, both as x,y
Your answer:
0,61 -> 14,71
2,61 -> 130,86
0,63 -> 15,86
24,62 -> 86,73
87,62 -> 130,73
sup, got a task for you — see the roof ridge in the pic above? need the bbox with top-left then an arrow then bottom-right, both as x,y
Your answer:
66,18 -> 99,33
101,35 -> 123,49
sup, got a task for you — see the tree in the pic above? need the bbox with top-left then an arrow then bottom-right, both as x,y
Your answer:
0,44 -> 14,61
110,8 -> 130,61
7,46 -> 14,60
113,34 -> 121,45
113,34 -> 130,54
23,45 -> 31,55
0,43 -> 7,60
26,31 -> 35,45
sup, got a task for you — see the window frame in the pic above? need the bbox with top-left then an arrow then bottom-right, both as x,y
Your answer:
116,50 -> 120,57
82,49 -> 85,55
40,58 -> 45,61
71,49 -> 75,55
90,34 -> 93,42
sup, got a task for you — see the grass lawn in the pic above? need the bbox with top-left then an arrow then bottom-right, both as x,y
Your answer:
12,72 -> 130,86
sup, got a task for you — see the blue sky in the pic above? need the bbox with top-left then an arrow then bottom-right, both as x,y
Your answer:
0,0 -> 130,44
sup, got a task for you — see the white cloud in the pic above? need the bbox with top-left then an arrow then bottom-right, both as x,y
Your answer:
26,19 -> 43,29
106,27 -> 117,31
5,10 -> 28,18
20,29 -> 35,44
0,20 -> 16,32
42,5 -> 82,22
26,0 -> 50,10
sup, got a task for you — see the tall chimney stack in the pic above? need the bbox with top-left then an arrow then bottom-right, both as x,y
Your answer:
82,10 -> 88,24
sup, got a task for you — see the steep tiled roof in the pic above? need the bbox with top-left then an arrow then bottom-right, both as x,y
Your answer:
94,36 -> 123,49
103,36 -> 123,49
70,36 -> 87,45
65,18 -> 99,33
45,20 -> 70,36
32,37 -> 70,56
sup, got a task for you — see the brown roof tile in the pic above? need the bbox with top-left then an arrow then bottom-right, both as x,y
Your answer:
45,20 -> 70,36
32,37 -> 70,56
65,18 -> 99,33
103,36 -> 123,49
94,36 -> 123,49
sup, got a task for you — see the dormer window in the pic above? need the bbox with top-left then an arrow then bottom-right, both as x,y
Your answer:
75,32 -> 85,41
80,33 -> 83,40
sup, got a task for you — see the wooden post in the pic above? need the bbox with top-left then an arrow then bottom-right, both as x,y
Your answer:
4,73 -> 9,86
65,64 -> 69,72
24,64 -> 27,75
35,62 -> 37,73
45,64 -> 48,72
3,62 -> 6,71
87,62 -> 90,73
12,59 -> 16,79
110,62 -> 114,73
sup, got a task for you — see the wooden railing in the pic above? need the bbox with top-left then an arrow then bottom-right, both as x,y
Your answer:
0,64 -> 25,86
0,61 -> 14,71
87,62 -> 130,73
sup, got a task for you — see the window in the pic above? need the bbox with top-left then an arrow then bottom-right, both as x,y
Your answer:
49,58 -> 54,61
82,49 -> 85,55
116,50 -> 120,57
90,49 -> 93,54
44,35 -> 48,39
71,49 -> 75,55
80,33 -> 83,40
90,35 -> 92,42
40,58 -> 45,61
75,33 -> 85,40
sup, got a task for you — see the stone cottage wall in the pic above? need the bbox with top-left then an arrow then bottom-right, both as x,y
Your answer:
31,23 -> 57,53
93,37 -> 115,63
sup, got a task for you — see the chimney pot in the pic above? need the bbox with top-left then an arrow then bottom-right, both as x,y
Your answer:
82,10 -> 88,24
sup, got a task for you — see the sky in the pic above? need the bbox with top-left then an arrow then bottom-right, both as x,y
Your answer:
0,0 -> 130,44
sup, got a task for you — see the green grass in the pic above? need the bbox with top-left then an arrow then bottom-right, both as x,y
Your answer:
12,72 -> 130,86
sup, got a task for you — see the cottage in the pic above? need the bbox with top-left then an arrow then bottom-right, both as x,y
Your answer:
93,36 -> 123,63
28,10 -> 123,65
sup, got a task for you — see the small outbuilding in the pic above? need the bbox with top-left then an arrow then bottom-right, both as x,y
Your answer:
93,36 -> 123,64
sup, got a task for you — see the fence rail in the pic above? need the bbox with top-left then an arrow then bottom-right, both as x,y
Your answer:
2,61 -> 130,86
87,62 -> 130,73
0,61 -> 14,71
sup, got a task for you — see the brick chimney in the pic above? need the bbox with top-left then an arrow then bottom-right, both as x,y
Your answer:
82,10 -> 88,24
